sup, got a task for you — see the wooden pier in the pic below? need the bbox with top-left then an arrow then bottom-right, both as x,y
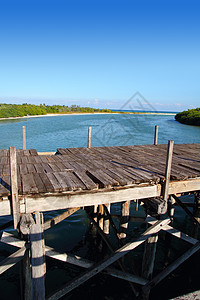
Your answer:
0,142 -> 199,299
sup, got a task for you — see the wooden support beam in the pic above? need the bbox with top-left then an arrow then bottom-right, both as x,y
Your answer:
23,126 -> 26,150
141,234 -> 158,299
0,232 -> 147,286
147,216 -> 198,245
30,212 -> 45,300
0,246 -> 26,275
21,248 -> 32,300
9,146 -> 20,229
44,207 -> 80,231
98,204 -> 104,230
86,212 -> 138,296
104,205 -> 121,241
168,195 -> 175,222
142,241 -> 200,294
172,194 -> 200,227
154,125 -> 158,145
142,234 -> 158,279
103,203 -> 110,234
163,140 -> 174,202
193,191 -> 200,238
119,200 -> 131,241
46,218 -> 170,300
88,126 -> 92,148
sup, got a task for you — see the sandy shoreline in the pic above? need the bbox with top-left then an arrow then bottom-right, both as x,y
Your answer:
0,111 -> 176,121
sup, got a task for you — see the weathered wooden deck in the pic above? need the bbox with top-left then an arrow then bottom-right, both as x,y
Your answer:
0,143 -> 199,215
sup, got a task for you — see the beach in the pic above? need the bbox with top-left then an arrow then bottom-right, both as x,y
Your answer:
0,111 -> 176,121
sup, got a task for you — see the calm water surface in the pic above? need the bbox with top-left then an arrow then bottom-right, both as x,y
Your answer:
0,114 -> 200,299
0,113 -> 200,151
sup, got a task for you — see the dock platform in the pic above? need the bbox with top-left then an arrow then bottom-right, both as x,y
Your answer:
0,143 -> 199,215
0,142 -> 200,300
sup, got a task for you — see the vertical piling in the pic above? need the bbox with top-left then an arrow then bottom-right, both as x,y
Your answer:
193,191 -> 200,238
9,146 -> 20,229
30,212 -> 45,300
168,195 -> 175,222
23,126 -> 26,150
88,126 -> 92,148
98,204 -> 104,231
119,200 -> 131,241
163,140 -> 174,203
103,203 -> 110,234
154,125 -> 158,145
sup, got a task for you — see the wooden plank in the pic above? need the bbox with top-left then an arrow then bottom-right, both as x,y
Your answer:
29,149 -> 38,156
41,163 -> 53,173
45,173 -> 63,192
21,173 -> 39,194
9,146 -> 20,229
26,163 -> 36,174
19,164 -> 28,175
32,173 -> 47,194
38,173 -> 55,192
73,170 -> 98,190
46,218 -> 170,300
34,163 -> 44,173
21,184 -> 161,213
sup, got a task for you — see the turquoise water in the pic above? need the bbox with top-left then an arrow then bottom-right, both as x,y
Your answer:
0,113 -> 200,151
0,113 -> 200,299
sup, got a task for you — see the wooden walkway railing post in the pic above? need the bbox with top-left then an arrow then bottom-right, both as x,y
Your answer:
23,126 -> 26,150
163,140 -> 174,203
9,146 -> 20,229
88,126 -> 92,148
154,125 -> 158,145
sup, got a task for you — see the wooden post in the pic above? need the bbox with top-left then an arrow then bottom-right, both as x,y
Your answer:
103,203 -> 110,234
23,126 -> 26,150
154,125 -> 158,145
9,146 -> 20,229
168,195 -> 175,222
30,212 -> 45,300
163,140 -> 174,203
19,214 -> 35,300
98,204 -> 104,231
21,248 -> 32,300
141,234 -> 158,299
94,205 -> 98,222
119,200 -> 131,241
193,191 -> 200,238
88,126 -> 92,148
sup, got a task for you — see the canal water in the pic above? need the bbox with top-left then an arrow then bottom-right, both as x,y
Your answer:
0,113 -> 199,299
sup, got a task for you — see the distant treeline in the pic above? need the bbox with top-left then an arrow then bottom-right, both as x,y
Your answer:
0,103 -> 112,118
175,108 -> 200,126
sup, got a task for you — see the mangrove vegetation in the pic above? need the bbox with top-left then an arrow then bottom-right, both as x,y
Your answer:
175,108 -> 200,126
0,103 -> 112,118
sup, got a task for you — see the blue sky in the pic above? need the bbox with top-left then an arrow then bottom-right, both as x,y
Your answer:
0,0 -> 199,111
